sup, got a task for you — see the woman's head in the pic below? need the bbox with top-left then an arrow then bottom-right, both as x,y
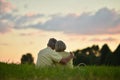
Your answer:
55,40 -> 66,52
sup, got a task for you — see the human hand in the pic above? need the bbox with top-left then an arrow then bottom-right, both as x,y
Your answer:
70,52 -> 76,58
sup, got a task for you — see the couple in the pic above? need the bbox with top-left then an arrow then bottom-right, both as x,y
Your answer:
36,38 -> 74,68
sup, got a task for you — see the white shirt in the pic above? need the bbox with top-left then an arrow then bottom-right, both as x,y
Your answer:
36,47 -> 62,67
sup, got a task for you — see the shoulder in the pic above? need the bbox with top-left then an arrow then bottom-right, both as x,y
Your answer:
57,51 -> 70,55
38,47 -> 48,54
50,51 -> 62,58
58,51 -> 70,57
51,50 -> 59,55
63,51 -> 70,55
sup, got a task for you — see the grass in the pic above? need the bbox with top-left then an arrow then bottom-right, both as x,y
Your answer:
0,62 -> 120,80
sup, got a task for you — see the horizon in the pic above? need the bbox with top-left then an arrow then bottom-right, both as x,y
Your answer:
0,0 -> 120,63
0,43 -> 120,64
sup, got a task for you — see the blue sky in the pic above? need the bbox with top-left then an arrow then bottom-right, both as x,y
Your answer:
10,0 -> 120,15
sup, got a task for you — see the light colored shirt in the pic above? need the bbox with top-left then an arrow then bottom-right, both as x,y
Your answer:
56,51 -> 73,68
36,47 -> 62,67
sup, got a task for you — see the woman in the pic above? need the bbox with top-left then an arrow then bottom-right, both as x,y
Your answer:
55,40 -> 73,68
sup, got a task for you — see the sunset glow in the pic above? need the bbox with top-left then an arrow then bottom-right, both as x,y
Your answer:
0,0 -> 120,63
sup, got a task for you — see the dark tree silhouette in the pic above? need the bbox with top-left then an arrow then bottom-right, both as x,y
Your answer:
112,44 -> 120,66
73,46 -> 99,66
73,43 -> 120,66
21,53 -> 34,64
73,50 -> 83,66
100,44 -> 112,65
92,45 -> 99,51
21,54 -> 27,64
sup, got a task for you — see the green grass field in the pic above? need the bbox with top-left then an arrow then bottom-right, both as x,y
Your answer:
0,62 -> 120,80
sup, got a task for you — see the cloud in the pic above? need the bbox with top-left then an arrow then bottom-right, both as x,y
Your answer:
0,43 -> 9,46
19,31 -> 39,36
0,20 -> 14,33
0,12 -> 44,33
0,0 -> 15,14
90,37 -> 117,42
14,13 -> 44,29
0,5 -> 120,35
0,0 -> 16,34
31,8 -> 120,34
103,37 -> 117,41
0,13 -> 17,21
0,13 -> 44,33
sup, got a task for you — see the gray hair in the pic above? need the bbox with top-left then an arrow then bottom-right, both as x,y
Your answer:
47,38 -> 57,49
55,40 -> 66,52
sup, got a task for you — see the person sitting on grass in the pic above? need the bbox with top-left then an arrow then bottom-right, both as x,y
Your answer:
55,40 -> 73,68
36,38 -> 74,67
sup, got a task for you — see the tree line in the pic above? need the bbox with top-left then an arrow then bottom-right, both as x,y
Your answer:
20,43 -> 120,66
73,44 -> 120,66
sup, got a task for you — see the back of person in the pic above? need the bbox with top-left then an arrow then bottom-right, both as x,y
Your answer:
36,38 -> 62,67
55,40 -> 73,68
57,51 -> 73,68
36,47 -> 53,67
36,47 -> 62,67
36,38 -> 74,68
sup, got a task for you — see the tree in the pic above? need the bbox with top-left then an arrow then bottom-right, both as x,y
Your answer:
92,45 -> 99,51
112,44 -> 120,66
21,53 -> 34,64
73,46 -> 98,66
100,44 -> 112,65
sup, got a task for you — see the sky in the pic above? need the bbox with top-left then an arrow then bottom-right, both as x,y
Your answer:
0,0 -> 120,63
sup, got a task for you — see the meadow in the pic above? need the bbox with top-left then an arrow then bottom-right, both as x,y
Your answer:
0,62 -> 120,80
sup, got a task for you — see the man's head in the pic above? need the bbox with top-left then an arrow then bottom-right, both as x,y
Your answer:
47,38 -> 57,50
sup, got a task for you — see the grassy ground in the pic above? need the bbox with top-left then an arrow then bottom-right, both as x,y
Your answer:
0,62 -> 120,80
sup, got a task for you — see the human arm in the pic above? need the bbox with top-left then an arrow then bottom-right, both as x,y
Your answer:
59,52 -> 74,65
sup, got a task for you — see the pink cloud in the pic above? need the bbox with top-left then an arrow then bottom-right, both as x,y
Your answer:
0,20 -> 14,34
0,43 -> 9,46
25,12 -> 37,17
108,25 -> 120,34
19,33 -> 35,36
103,37 -> 117,41
90,37 -> 117,42
31,8 -> 120,35
90,38 -> 102,42
0,6 -> 120,35
0,0 -> 15,13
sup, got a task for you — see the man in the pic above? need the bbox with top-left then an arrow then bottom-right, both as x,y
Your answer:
36,38 -> 74,67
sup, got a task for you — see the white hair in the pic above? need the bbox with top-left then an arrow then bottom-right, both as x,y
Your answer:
55,40 -> 66,52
